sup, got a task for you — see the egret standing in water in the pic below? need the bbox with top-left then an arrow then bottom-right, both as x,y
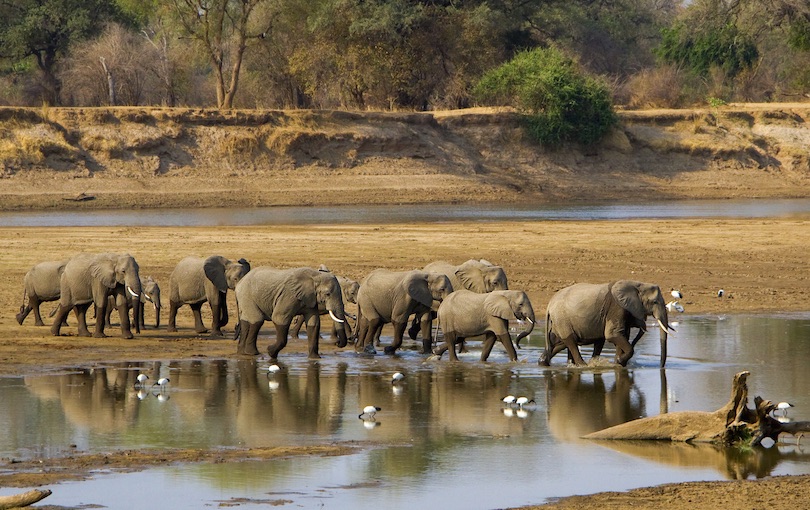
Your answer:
359,405 -> 381,419
153,377 -> 170,389
515,396 -> 535,408
135,373 -> 149,388
502,395 -> 516,406
392,372 -> 404,384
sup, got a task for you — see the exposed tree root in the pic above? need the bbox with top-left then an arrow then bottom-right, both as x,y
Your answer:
0,489 -> 52,509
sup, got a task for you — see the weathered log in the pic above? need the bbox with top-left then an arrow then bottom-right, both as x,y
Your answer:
585,371 -> 810,446
0,489 -> 52,509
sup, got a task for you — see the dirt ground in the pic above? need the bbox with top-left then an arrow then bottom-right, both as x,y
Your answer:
2,104 -> 810,508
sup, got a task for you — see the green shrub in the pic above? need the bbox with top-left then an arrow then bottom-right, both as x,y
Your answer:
473,47 -> 616,146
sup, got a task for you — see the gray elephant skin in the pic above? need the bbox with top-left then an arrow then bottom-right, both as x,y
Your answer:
435,290 -> 534,361
540,280 -> 674,368
356,269 -> 452,355
50,253 -> 142,339
411,259 -> 509,343
235,266 -> 349,359
167,255 -> 250,337
105,276 -> 161,333
291,270 -> 359,341
16,260 -> 68,326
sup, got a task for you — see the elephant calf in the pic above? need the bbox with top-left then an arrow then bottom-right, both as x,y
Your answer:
167,255 -> 250,337
16,260 -> 68,326
355,269 -> 452,355
291,270 -> 359,342
434,290 -> 535,362
105,276 -> 162,333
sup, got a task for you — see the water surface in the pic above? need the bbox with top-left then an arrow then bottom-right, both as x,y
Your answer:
1,313 -> 809,509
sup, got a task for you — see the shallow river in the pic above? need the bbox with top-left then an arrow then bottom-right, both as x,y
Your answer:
2,313 -> 809,509
3,198 -> 810,226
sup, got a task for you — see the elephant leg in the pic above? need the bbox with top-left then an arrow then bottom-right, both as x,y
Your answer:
591,338 -> 606,358
384,321 -> 408,355
73,304 -> 91,337
116,293 -> 134,339
559,334 -> 587,366
361,318 -> 382,354
16,300 -> 34,325
236,320 -> 262,355
480,332 -> 497,361
408,314 -> 421,341
93,301 -> 108,338
290,315 -> 304,338
419,313 -> 434,354
267,323 -> 290,360
218,292 -> 229,328
630,328 -> 645,348
498,333 -> 518,362
50,303 -> 71,336
209,294 -> 225,337
610,335 -> 634,366
440,332 -> 459,361
305,316 -> 322,359
190,302 -> 208,334
167,300 -> 181,332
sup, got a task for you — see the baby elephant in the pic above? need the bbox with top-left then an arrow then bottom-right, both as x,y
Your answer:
435,290 -> 535,362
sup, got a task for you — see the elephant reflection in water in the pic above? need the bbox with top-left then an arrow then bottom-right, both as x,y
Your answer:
546,370 -> 646,442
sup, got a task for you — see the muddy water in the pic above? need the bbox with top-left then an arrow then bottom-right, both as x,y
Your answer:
2,313 -> 810,509
2,198 -> 810,226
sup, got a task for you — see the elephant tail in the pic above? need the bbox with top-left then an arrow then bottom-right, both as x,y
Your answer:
545,311 -> 553,352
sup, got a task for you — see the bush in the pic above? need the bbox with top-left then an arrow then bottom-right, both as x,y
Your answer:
624,65 -> 684,108
473,47 -> 616,146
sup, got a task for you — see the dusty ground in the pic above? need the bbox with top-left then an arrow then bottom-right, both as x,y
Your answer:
1,104 -> 810,508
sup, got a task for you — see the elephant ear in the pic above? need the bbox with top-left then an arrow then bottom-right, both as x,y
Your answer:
204,256 -> 229,292
90,257 -> 117,289
406,273 -> 434,308
484,293 -> 517,320
611,281 -> 646,322
292,271 -> 318,309
455,261 -> 485,292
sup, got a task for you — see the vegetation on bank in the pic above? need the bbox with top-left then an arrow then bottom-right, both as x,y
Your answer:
0,0 -> 809,116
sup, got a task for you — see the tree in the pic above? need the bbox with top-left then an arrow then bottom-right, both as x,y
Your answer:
0,0 -> 126,105
169,0 -> 270,109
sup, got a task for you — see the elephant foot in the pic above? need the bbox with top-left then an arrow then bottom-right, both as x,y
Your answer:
35,320 -> 47,327
210,330 -> 225,339
383,346 -> 399,355
122,332 -> 134,340
362,344 -> 377,355
308,353 -> 322,359
92,332 -> 108,339
15,313 -> 25,325
167,326 -> 177,333
195,327 -> 209,334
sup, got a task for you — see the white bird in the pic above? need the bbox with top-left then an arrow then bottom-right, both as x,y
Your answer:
135,373 -> 149,388
359,405 -> 381,419
776,402 -> 795,416
153,377 -> 170,389
515,396 -> 535,408
717,289 -> 725,298
666,301 -> 685,313
392,372 -> 404,384
502,395 -> 516,406
268,364 -> 280,374
671,289 -> 683,299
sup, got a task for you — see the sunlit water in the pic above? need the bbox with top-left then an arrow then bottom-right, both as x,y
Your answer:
2,314 -> 810,509
2,198 -> 810,226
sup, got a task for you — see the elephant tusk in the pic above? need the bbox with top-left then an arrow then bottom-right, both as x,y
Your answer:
127,286 -> 139,299
526,317 -> 534,324
345,313 -> 357,320
329,310 -> 345,323
657,319 -> 673,334
143,293 -> 153,302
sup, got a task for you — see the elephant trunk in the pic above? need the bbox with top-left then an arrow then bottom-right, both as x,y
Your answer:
652,303 -> 671,368
514,314 -> 536,349
328,297 -> 349,348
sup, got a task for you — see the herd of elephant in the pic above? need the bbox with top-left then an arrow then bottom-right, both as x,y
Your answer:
15,253 -> 676,367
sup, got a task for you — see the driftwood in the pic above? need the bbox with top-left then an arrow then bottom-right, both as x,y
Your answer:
0,489 -> 52,509
62,192 -> 95,202
585,371 -> 810,446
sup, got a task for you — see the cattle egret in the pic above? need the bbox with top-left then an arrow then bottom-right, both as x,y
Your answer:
392,372 -> 404,384
502,395 -> 516,406
717,289 -> 724,298
359,405 -> 382,419
671,289 -> 683,299
666,301 -> 685,313
135,373 -> 149,388
516,396 -> 535,408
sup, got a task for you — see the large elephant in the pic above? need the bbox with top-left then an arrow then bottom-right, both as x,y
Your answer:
290,269 -> 359,342
167,255 -> 250,337
355,269 -> 453,355
410,259 -> 509,347
50,253 -> 142,339
105,276 -> 161,332
540,280 -> 674,368
235,267 -> 349,359
16,260 -> 68,326
434,290 -> 535,362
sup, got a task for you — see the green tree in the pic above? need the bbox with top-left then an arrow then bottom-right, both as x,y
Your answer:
0,0 -> 126,105
474,47 -> 616,146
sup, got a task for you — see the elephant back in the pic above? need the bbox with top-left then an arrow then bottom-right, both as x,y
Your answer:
547,282 -> 611,340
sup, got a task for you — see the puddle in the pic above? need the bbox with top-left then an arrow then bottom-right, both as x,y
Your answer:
2,313 -> 810,509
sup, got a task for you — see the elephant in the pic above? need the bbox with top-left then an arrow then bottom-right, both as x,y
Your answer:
540,280 -> 675,368
409,259 -> 510,349
290,269 -> 359,342
355,269 -> 453,355
433,290 -> 535,362
234,266 -> 349,359
50,253 -> 142,339
105,276 -> 161,332
167,255 -> 250,337
16,260 -> 68,326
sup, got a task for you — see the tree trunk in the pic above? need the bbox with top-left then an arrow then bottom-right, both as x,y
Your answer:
585,371 -> 810,446
0,489 -> 52,509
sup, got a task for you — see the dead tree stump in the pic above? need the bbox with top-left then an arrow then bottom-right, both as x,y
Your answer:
0,489 -> 52,509
585,371 -> 810,446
